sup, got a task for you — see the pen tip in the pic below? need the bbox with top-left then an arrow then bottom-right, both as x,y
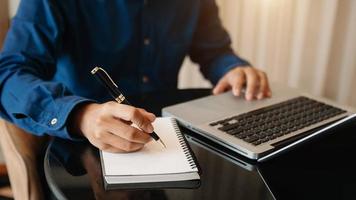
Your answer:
159,139 -> 167,149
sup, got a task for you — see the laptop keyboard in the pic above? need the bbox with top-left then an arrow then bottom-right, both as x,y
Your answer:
209,96 -> 347,146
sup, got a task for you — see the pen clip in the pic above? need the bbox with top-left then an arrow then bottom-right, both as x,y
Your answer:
91,67 -> 119,88
91,66 -> 129,104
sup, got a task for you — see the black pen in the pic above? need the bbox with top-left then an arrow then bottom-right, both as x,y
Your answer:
91,67 -> 167,148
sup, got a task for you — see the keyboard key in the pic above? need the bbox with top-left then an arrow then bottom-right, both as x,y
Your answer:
244,136 -> 259,143
227,128 -> 242,135
253,140 -> 262,146
209,121 -> 219,126
218,123 -> 240,132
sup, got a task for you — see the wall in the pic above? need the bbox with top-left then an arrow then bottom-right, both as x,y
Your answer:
180,0 -> 356,108
8,0 -> 19,18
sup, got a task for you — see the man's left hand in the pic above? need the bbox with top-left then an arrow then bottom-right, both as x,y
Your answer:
213,66 -> 272,100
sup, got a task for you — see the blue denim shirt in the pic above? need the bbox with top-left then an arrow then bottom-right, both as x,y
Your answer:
0,0 -> 249,140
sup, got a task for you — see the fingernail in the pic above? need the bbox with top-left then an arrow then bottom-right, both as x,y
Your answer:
149,114 -> 156,121
147,125 -> 154,133
246,93 -> 253,101
235,90 -> 241,96
257,93 -> 263,100
233,90 -> 238,96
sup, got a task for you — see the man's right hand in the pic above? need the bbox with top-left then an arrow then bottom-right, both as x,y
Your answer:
71,102 -> 156,153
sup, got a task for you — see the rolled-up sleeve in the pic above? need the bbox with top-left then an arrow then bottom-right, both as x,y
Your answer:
0,0 -> 92,140
189,0 -> 250,85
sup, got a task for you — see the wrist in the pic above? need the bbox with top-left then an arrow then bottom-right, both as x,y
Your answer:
68,102 -> 95,137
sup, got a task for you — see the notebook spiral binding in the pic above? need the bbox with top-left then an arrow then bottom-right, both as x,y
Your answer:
171,118 -> 198,170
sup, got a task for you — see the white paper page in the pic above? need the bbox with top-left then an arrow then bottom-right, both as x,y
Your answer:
102,117 -> 197,176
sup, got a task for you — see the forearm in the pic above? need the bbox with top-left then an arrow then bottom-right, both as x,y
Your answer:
189,0 -> 250,84
0,63 -> 93,140
204,52 -> 250,85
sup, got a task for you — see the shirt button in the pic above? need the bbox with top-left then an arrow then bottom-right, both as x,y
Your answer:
50,118 -> 58,125
142,76 -> 149,83
143,38 -> 151,45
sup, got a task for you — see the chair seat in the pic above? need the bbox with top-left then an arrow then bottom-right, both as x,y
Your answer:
0,120 -> 49,200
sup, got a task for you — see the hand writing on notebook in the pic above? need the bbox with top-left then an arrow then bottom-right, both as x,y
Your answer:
213,66 -> 272,101
70,102 -> 156,153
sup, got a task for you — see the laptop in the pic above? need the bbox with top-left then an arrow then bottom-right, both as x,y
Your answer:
162,83 -> 356,162
184,117 -> 356,199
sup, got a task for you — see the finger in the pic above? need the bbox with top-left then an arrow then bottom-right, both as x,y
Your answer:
257,72 -> 272,99
213,78 -> 230,95
105,118 -> 152,144
105,145 -> 144,153
138,108 -> 156,122
100,146 -> 128,153
228,70 -> 245,96
98,143 -> 128,153
244,68 -> 260,100
103,131 -> 145,152
87,138 -> 127,153
107,104 -> 154,133
128,108 -> 154,133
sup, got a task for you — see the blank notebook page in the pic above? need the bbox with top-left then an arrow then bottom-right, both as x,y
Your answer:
102,117 -> 197,176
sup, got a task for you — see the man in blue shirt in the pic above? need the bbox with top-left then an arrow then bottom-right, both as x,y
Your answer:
0,0 -> 271,152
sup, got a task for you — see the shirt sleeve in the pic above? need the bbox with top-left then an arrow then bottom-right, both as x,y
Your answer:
0,0 -> 92,140
189,0 -> 250,85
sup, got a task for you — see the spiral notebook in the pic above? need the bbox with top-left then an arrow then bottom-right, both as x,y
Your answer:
100,117 -> 201,189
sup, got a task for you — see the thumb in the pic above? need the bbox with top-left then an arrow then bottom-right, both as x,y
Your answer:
213,78 -> 230,95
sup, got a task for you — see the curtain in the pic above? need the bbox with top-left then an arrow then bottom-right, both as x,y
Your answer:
179,0 -> 356,108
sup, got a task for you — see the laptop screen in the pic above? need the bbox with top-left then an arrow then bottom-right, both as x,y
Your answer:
258,119 -> 356,199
